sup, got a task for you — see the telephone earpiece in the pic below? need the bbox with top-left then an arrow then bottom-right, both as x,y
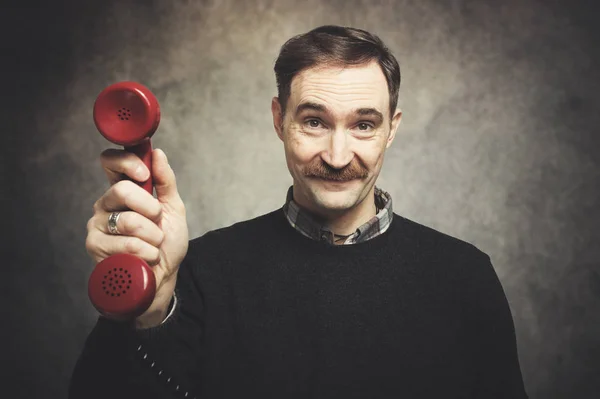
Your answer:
88,81 -> 160,320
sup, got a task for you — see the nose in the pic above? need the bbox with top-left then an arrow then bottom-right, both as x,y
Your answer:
322,128 -> 352,169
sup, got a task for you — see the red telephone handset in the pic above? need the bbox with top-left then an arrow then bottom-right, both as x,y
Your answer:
88,81 -> 160,320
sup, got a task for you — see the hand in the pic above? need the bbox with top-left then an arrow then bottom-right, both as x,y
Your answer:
85,148 -> 189,328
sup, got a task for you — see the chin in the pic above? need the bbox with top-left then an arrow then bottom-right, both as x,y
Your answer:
310,183 -> 361,212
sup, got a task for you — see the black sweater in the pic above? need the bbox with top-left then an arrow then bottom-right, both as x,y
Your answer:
69,208 -> 528,398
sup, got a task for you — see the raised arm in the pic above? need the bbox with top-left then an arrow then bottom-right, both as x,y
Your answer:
69,148 -> 202,398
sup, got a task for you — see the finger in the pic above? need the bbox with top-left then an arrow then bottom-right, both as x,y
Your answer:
87,232 -> 162,266
100,148 -> 150,185
152,149 -> 182,206
95,211 -> 165,248
94,180 -> 162,223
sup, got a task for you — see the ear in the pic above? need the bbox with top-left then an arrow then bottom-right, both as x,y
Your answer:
271,97 -> 284,142
386,108 -> 402,149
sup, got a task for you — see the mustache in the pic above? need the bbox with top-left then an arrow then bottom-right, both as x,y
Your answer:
302,158 -> 369,181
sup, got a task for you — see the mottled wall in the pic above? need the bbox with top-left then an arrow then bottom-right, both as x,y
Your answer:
7,0 -> 600,398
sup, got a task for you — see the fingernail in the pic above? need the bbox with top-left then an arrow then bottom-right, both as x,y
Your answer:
135,165 -> 147,180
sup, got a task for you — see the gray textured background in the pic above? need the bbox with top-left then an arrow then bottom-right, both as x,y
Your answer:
6,0 -> 600,397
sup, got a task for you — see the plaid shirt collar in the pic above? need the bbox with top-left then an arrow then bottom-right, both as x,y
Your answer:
282,185 -> 394,245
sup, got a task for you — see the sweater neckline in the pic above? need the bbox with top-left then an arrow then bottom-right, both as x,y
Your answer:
274,207 -> 400,254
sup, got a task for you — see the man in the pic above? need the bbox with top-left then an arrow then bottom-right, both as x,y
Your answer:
69,25 -> 529,398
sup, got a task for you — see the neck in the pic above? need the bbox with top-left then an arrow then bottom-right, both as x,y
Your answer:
293,184 -> 378,241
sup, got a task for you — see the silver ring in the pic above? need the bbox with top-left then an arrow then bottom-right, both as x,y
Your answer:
107,212 -> 121,235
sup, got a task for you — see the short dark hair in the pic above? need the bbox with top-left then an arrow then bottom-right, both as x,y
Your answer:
274,25 -> 401,120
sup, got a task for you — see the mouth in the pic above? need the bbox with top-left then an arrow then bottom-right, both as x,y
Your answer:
315,177 -> 357,184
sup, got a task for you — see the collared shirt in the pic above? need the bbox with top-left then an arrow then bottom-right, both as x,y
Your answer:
282,185 -> 394,245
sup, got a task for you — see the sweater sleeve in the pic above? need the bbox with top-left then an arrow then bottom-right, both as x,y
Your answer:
68,243 -> 205,399
464,251 -> 529,399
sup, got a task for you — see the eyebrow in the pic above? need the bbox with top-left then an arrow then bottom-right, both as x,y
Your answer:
295,101 -> 384,124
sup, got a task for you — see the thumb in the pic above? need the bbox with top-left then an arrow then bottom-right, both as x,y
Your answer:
152,149 -> 180,204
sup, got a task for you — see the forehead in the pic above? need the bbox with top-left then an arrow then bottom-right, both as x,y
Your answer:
288,61 -> 389,117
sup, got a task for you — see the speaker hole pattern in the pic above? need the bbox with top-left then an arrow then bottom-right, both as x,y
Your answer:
102,268 -> 133,296
117,107 -> 132,121
136,344 -> 196,398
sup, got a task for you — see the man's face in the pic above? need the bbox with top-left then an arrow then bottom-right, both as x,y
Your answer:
271,60 -> 402,219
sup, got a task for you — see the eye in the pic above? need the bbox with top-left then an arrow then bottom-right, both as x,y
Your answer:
356,122 -> 374,131
305,119 -> 324,129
